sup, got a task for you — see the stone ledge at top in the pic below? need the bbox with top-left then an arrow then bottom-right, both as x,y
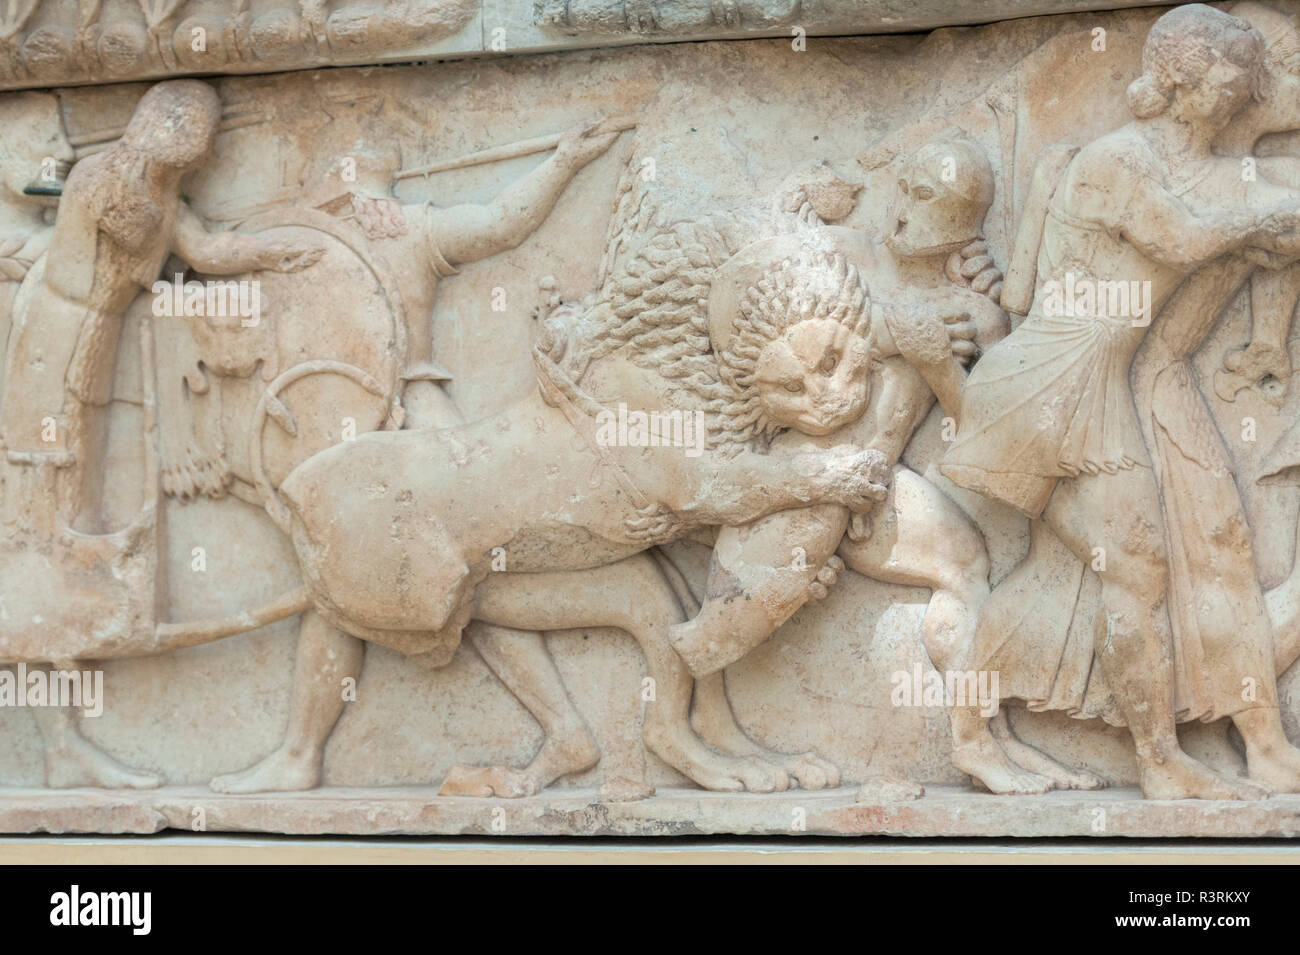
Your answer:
0,0 -> 1171,92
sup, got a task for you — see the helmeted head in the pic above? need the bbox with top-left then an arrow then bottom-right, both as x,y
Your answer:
120,80 -> 222,172
299,91 -> 405,205
884,135 -> 994,258
1126,4 -> 1264,130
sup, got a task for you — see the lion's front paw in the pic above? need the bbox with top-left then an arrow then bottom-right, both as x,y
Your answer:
1215,341 -> 1290,405
810,444 -> 890,511
624,502 -> 682,545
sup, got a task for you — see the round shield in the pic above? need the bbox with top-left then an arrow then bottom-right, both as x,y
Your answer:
188,208 -> 407,499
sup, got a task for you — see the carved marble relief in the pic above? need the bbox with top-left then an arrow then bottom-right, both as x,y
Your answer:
0,1 -> 481,87
4,1 -> 1300,837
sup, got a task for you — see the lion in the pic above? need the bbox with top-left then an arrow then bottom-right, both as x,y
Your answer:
212,199 -> 976,794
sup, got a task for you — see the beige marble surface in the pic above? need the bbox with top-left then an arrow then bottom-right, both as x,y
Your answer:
3,3 -> 1300,835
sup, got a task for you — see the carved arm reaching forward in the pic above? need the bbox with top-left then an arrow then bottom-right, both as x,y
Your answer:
173,203 -> 324,275
426,120 -> 621,268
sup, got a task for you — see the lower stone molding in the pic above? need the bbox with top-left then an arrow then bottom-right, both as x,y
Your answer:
2,786 -> 1299,838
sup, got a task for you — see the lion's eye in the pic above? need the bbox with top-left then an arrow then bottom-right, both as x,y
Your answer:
784,380 -> 804,393
914,185 -> 936,201
820,353 -> 838,373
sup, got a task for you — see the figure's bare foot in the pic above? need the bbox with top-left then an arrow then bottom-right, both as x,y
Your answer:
992,733 -> 1106,790
1139,750 -> 1270,801
1244,740 -> 1300,793
210,746 -> 319,793
645,724 -> 790,792
1234,709 -> 1300,793
953,736 -> 1053,795
45,736 -> 161,790
438,725 -> 600,798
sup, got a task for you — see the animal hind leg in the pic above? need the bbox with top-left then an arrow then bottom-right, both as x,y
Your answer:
474,555 -> 790,793
438,622 -> 602,798
658,512 -> 846,788
691,669 -> 841,790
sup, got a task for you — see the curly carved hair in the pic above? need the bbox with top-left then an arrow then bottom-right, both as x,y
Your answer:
717,251 -> 872,444
573,210 -> 872,451
1127,4 -> 1263,119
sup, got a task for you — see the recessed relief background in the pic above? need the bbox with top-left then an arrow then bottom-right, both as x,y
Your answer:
2,1 -> 1300,836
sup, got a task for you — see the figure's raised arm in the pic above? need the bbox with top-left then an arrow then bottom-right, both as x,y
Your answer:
426,120 -> 620,268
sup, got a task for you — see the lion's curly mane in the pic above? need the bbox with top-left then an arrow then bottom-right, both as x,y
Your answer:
567,168 -> 873,453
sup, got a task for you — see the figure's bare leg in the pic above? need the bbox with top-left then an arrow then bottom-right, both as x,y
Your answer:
669,505 -> 845,677
474,555 -> 789,793
838,470 -> 988,668
690,670 -> 841,790
1045,469 -> 1265,801
949,694 -> 1053,792
438,623 -> 601,798
1233,707 -> 1300,793
210,610 -> 363,793
836,469 -> 1061,793
31,670 -> 160,789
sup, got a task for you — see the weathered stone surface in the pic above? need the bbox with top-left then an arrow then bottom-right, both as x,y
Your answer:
3,786 -> 1300,838
0,1 -> 1173,91
4,2 -> 1300,838
0,1 -> 483,90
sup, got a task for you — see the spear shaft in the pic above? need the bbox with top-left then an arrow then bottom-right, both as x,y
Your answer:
393,114 -> 636,182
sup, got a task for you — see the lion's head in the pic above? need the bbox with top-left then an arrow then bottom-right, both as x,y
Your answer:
568,214 -> 878,451
714,249 -> 874,439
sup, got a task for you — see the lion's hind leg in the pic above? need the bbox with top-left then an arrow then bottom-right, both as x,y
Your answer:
437,622 -> 603,799
690,670 -> 842,791
473,555 -> 791,794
